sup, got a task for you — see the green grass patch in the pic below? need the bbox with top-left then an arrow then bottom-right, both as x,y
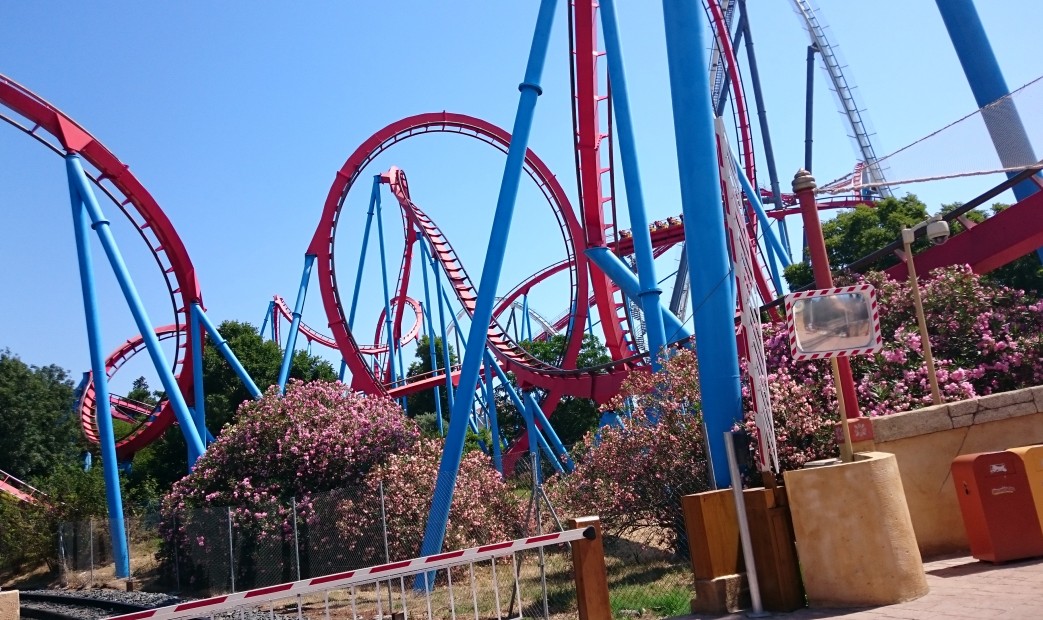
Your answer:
610,583 -> 690,618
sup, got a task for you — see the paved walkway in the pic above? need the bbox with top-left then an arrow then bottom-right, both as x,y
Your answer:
677,554 -> 1043,619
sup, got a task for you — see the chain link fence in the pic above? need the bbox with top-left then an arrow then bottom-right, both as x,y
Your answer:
53,454 -> 700,619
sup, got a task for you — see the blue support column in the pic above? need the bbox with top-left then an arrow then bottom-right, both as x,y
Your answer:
373,178 -> 400,390
259,301 -> 273,343
339,359 -> 348,383
418,237 -> 445,436
585,248 -> 693,344
935,0 -> 1041,261
420,0 -> 560,562
190,299 -> 207,443
523,392 -> 573,471
739,0 -> 791,261
68,167 -> 129,579
348,179 -> 381,330
734,160 -> 791,270
483,357 -> 502,473
195,304 -> 262,399
486,359 -> 561,471
435,278 -> 456,412
66,154 -> 205,465
521,294 -> 531,341
661,3 -> 742,488
599,0 -> 668,368
733,159 -> 791,294
278,254 -> 316,393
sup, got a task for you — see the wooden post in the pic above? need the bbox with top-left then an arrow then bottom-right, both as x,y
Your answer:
569,516 -> 611,620
681,491 -> 742,579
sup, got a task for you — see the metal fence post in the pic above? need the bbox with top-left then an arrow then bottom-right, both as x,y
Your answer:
125,510 -> 133,579
89,518 -> 95,586
533,452 -> 549,618
378,479 -> 395,611
291,497 -> 302,581
57,522 -> 67,585
173,513 -> 181,594
227,507 -> 235,593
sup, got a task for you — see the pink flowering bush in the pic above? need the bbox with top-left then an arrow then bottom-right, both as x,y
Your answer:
159,380 -> 419,587
741,265 -> 1043,467
758,266 -> 1043,421
549,266 -> 1043,557
335,438 -> 523,565
545,349 -> 710,555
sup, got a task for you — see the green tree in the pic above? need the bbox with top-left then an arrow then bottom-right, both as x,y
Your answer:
404,335 -> 458,422
0,350 -> 81,481
495,333 -> 611,447
941,201 -> 1043,294
784,194 -> 930,289
125,376 -> 160,406
784,194 -> 1043,293
129,321 -> 336,495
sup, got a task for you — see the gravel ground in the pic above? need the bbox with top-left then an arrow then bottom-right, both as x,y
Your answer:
20,589 -> 286,620
22,588 -> 182,608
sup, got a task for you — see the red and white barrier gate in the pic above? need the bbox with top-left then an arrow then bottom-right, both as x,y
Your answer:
106,526 -> 595,620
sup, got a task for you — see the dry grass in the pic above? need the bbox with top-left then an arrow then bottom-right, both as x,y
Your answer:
4,527 -> 693,620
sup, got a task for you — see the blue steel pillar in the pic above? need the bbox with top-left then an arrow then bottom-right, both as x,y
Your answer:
190,299 -> 207,443
935,0 -> 1041,261
418,236 -> 445,436
483,357 -> 502,473
661,3 -> 742,487
68,161 -> 129,579
419,0 -> 559,561
373,178 -> 400,391
433,256 -> 455,412
599,0 -> 668,368
194,304 -> 262,399
66,155 -> 206,465
585,248 -> 693,343
348,179 -> 380,330
278,254 -> 315,393
259,301 -> 273,343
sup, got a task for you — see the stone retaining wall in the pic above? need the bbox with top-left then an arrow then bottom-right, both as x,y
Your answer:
870,385 -> 1043,557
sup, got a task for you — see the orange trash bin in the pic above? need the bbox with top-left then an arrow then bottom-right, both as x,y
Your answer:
951,451 -> 1043,563
1008,445 -> 1043,536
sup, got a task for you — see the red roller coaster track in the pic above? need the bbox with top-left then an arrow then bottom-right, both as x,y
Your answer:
307,112 -> 618,399
0,74 -> 203,459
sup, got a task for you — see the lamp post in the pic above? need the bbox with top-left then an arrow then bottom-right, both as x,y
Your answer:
901,216 -> 950,406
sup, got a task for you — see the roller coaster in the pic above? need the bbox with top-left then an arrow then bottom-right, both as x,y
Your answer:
2,0 -> 1041,578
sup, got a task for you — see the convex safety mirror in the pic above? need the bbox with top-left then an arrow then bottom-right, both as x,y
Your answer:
785,285 -> 882,360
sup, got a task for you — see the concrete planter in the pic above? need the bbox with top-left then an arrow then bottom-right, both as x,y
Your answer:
784,452 -> 928,607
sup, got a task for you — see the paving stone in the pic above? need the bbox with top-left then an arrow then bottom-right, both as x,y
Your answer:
666,554 -> 1043,619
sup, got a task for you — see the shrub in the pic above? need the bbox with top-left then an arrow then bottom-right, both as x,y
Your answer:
158,380 -> 419,585
335,437 -> 523,564
545,349 -> 710,555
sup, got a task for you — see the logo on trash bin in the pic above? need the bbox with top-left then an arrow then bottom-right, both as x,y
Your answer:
991,486 -> 1015,495
989,463 -> 1008,474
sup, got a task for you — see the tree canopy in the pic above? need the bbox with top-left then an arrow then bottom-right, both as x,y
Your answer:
127,320 -> 337,495
0,350 -> 81,481
405,335 -> 458,423
495,333 -> 611,447
784,194 -> 930,289
784,193 -> 1043,293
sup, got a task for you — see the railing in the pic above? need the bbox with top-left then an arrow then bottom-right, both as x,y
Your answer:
0,467 -> 46,504
106,523 -> 608,620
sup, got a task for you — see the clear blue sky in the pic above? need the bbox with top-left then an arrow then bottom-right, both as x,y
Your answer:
1,1 -> 1040,392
